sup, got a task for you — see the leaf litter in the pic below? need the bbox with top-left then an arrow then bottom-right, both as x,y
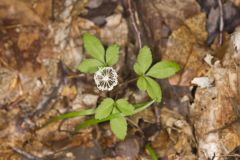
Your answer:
0,0 -> 240,159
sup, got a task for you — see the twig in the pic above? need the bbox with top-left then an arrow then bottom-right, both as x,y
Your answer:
51,0 -> 55,21
11,147 -> 41,160
211,153 -> 216,160
218,0 -> 224,46
30,61 -> 65,117
206,118 -> 240,134
176,45 -> 193,85
118,77 -> 138,87
127,0 -> 142,49
221,154 -> 240,157
67,73 -> 85,79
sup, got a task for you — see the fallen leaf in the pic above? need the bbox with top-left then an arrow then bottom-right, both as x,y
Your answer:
0,0 -> 44,26
61,85 -> 77,99
18,31 -> 39,51
163,13 -> 209,86
197,0 -> 240,45
34,0 -> 52,23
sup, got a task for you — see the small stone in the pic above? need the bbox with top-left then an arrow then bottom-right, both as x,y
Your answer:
106,14 -> 122,27
191,77 -> 214,88
231,27 -> 240,54
91,16 -> 106,26
82,94 -> 98,107
87,0 -> 103,9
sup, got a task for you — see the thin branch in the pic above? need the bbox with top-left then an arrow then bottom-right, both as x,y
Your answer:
221,154 -> 240,157
11,147 -> 41,160
67,73 -> 85,79
218,0 -> 224,46
118,77 -> 138,87
206,118 -> 240,134
127,0 -> 142,49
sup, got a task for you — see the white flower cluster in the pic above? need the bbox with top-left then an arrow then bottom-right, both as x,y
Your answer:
231,30 -> 240,53
94,67 -> 118,91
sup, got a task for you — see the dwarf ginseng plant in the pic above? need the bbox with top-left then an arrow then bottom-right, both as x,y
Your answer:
47,33 -> 180,140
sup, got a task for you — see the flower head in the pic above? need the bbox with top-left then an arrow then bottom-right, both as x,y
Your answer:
94,67 -> 118,91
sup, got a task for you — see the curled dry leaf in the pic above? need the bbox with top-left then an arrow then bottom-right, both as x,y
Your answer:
151,107 -> 196,159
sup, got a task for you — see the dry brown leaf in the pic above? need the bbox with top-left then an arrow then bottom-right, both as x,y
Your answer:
61,85 -> 77,99
152,130 -> 171,157
33,0 -> 52,23
153,0 -> 200,30
231,0 -> 240,6
17,31 -> 39,51
164,13 -> 209,86
159,107 -> 196,159
131,107 -> 156,124
9,75 -> 19,90
0,0 -> 44,25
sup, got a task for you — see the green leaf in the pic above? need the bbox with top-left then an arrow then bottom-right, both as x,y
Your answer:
133,63 -> 142,75
145,144 -> 158,160
116,99 -> 134,116
137,76 -> 147,91
83,33 -> 105,63
45,109 -> 95,126
110,116 -> 127,140
106,44 -> 120,66
112,106 -> 120,114
145,77 -> 162,102
134,46 -> 152,75
147,61 -> 181,79
75,113 -> 121,131
77,59 -> 104,73
95,98 -> 114,120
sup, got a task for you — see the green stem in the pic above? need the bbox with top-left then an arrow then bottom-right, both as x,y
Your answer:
75,100 -> 155,131
145,144 -> 158,160
45,108 -> 95,126
45,100 -> 155,132
133,100 -> 155,114
75,113 -> 121,131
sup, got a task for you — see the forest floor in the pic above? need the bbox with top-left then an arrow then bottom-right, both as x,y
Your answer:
0,0 -> 240,160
